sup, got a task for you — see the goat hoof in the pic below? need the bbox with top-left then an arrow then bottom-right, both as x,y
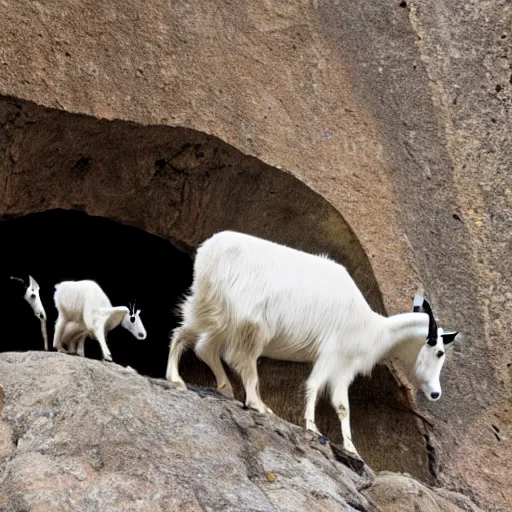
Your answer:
246,403 -> 268,414
343,449 -> 361,460
170,380 -> 187,390
305,420 -> 323,437
218,386 -> 235,399
104,354 -> 113,362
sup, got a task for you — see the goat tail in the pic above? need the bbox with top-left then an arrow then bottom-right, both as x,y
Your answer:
165,325 -> 193,388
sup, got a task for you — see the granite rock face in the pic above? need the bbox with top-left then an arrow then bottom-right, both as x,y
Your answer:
0,0 -> 510,509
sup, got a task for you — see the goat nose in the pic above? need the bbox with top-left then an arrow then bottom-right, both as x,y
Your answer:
430,392 -> 440,400
39,313 -> 45,320
138,332 -> 145,338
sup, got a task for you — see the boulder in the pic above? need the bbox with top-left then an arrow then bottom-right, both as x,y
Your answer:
0,352 -> 479,512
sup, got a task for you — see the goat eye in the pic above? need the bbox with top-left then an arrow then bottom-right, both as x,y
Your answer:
437,350 -> 444,358
130,316 -> 135,323
30,293 -> 36,299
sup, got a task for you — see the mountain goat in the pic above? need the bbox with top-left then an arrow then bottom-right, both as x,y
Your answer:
166,231 -> 459,458
10,275 -> 48,350
53,280 -> 147,362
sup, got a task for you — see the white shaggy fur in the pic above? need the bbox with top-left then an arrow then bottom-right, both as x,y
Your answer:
10,275 -> 48,350
166,231 -> 457,457
53,280 -> 147,362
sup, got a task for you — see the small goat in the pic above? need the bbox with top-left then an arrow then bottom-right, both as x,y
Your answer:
10,275 -> 48,350
166,231 -> 459,458
53,280 -> 147,361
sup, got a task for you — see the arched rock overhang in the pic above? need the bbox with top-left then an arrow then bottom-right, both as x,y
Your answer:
0,95 -> 431,480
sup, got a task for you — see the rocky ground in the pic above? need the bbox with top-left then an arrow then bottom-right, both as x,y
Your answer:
0,352 -> 481,512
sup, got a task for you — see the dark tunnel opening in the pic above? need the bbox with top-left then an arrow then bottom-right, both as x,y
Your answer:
0,97 -> 436,481
0,209 -> 193,377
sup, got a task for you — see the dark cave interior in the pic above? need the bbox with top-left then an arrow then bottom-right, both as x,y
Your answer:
0,209 -> 193,378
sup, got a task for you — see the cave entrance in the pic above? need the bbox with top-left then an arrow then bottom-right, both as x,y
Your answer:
0,96 -> 431,481
0,209 -> 193,378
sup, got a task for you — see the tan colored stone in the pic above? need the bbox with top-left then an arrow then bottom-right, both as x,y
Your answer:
364,472 -> 481,512
0,0 -> 510,509
0,384 -> 15,461
0,352 -> 478,512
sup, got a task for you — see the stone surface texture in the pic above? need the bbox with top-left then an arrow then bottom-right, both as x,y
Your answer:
0,0 -> 510,509
0,352 -> 481,512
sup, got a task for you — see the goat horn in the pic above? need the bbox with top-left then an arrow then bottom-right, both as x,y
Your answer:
422,297 -> 438,345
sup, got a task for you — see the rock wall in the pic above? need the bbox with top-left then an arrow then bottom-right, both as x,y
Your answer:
0,0 -> 510,509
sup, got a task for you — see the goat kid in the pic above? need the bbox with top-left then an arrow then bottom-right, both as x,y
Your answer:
10,275 -> 48,350
166,231 -> 459,458
53,280 -> 146,361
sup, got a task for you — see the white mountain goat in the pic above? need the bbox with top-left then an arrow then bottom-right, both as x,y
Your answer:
53,280 -> 147,361
166,231 -> 459,458
10,275 -> 48,350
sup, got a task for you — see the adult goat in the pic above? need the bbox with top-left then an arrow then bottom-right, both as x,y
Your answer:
166,231 -> 458,457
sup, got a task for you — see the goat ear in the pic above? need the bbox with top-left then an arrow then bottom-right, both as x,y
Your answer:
441,331 -> 458,345
413,294 -> 424,312
28,275 -> 40,291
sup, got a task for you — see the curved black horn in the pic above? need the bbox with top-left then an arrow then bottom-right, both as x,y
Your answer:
128,299 -> 136,316
421,297 -> 438,346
